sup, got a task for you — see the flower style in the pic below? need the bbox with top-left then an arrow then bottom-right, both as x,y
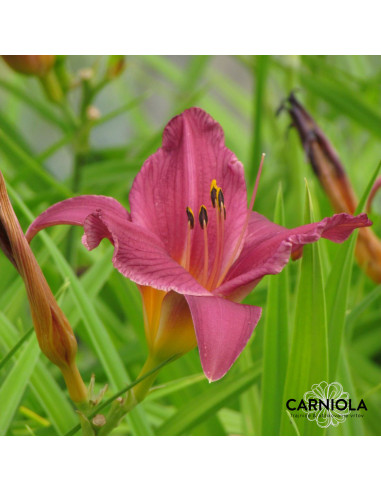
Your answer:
303,381 -> 350,428
26,108 -> 371,383
0,171 -> 87,403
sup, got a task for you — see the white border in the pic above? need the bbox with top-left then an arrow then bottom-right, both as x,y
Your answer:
0,1 -> 379,55
0,437 -> 379,489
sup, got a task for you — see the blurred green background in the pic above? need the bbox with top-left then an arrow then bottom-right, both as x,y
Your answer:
0,55 -> 380,436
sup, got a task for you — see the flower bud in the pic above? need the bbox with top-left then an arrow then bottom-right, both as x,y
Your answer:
2,55 -> 55,77
0,171 -> 87,403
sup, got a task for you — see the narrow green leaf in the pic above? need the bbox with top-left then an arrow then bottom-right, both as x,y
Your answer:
249,55 -> 269,186
301,73 -> 381,137
0,335 -> 40,435
157,363 -> 262,436
0,327 -> 34,370
0,110 -> 33,154
0,79 -> 69,131
325,158 -> 381,379
261,185 -> 289,435
333,346 -> 365,436
356,159 -> 381,214
346,283 -> 381,336
0,313 -> 77,435
93,92 -> 152,128
238,349 -> 261,435
6,185 -> 152,436
280,184 -> 328,436
146,373 -> 205,401
325,234 -> 357,379
0,131 -> 71,197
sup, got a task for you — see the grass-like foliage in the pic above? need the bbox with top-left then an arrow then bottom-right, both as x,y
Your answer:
0,55 -> 380,435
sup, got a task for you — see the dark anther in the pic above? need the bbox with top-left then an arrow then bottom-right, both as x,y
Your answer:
199,205 -> 208,229
186,207 -> 195,229
217,189 -> 225,210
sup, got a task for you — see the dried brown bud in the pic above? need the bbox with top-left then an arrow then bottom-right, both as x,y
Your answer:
2,55 -> 55,77
283,93 -> 381,283
0,171 -> 87,402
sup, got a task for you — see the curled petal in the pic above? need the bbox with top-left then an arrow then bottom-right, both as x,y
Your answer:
83,211 -> 209,296
215,211 -> 371,298
26,195 -> 130,242
185,295 -> 262,381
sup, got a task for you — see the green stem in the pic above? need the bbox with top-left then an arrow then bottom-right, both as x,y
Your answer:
39,71 -> 64,104
97,355 -> 163,436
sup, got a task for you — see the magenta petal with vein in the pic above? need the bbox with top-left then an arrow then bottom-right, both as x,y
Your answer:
214,211 -> 372,298
129,108 -> 248,277
26,107 -> 372,382
82,211 -> 208,295
186,295 -> 262,381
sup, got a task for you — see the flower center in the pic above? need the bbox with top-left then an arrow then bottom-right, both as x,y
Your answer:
183,153 -> 265,291
183,179 -> 227,290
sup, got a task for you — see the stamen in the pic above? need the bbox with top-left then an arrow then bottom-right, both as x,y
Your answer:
199,205 -> 208,229
217,202 -> 225,279
207,186 -> 227,290
184,207 -> 194,271
210,179 -> 218,208
186,206 -> 195,230
216,153 -> 265,288
207,202 -> 221,290
217,188 -> 225,210
199,205 -> 209,286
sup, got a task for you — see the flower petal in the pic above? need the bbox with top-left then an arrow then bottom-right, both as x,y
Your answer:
129,107 -> 248,280
215,211 -> 372,298
83,211 -> 209,295
26,195 -> 130,242
185,295 -> 262,381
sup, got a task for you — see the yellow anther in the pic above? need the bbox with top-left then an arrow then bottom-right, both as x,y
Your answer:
210,179 -> 218,208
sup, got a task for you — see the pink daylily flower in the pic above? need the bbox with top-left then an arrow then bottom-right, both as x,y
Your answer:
26,108 -> 371,381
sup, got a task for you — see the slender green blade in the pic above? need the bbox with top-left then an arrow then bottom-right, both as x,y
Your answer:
0,327 -> 33,370
0,131 -> 71,197
326,234 -> 357,379
280,184 -> 328,436
7,185 -> 152,435
146,373 -> 205,401
0,79 -> 69,131
0,335 -> 40,435
249,55 -> 269,186
261,186 -> 289,435
325,158 -> 381,379
157,363 -> 261,436
0,313 -> 77,435
301,73 -> 381,137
